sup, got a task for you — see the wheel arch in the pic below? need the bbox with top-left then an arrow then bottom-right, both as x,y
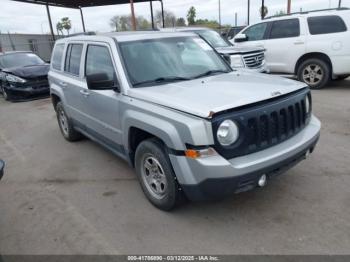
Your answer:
295,52 -> 333,75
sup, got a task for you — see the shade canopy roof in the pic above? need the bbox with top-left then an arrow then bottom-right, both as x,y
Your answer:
11,0 -> 159,9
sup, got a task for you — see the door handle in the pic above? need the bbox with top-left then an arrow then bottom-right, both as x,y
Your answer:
59,81 -> 67,88
294,41 -> 304,45
79,89 -> 90,97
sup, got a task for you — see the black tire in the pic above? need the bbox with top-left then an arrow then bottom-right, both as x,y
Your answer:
1,86 -> 10,101
134,138 -> 185,211
297,58 -> 331,89
56,101 -> 82,141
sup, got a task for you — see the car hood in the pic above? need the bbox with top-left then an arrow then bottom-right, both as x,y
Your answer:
127,72 -> 307,118
2,64 -> 49,79
216,46 -> 265,55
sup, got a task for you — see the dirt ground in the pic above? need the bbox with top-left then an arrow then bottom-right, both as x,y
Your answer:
0,79 -> 349,255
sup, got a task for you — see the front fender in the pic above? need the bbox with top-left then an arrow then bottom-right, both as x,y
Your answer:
122,109 -> 185,151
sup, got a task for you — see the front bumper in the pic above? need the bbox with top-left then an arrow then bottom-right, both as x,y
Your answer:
239,63 -> 269,74
169,115 -> 321,201
3,85 -> 50,101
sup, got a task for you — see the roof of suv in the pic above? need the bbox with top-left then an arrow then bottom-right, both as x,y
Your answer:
265,7 -> 350,21
56,31 -> 198,43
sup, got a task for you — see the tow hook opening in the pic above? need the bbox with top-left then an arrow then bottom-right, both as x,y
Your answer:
258,174 -> 267,187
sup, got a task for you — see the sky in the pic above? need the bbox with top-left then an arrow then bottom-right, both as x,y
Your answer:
0,0 -> 349,34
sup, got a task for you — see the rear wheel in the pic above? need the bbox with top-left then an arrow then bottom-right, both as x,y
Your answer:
56,102 -> 82,141
297,58 -> 331,89
135,138 -> 185,211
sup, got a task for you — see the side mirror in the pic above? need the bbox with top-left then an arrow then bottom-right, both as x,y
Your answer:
234,33 -> 248,43
86,73 -> 120,92
0,159 -> 5,181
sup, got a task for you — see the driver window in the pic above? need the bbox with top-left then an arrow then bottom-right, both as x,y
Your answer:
85,45 -> 117,85
243,23 -> 268,41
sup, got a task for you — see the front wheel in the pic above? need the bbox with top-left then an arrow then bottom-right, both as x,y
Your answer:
135,138 -> 185,211
297,58 -> 331,89
1,86 -> 10,101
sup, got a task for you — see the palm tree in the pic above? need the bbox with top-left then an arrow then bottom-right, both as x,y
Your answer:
56,22 -> 63,35
61,17 -> 72,35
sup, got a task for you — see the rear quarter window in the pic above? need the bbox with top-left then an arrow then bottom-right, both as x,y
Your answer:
51,44 -> 65,70
308,15 -> 347,35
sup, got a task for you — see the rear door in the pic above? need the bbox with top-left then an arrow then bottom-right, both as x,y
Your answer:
61,42 -> 86,124
264,18 -> 306,73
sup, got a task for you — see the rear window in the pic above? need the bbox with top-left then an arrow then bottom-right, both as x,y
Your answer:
64,44 -> 83,76
308,15 -> 347,35
51,44 -> 65,70
269,19 -> 300,39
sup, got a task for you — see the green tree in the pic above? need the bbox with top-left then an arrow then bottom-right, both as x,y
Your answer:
274,10 -> 286,16
109,15 -> 151,31
195,19 -> 220,29
176,17 -> 186,26
187,6 -> 196,25
61,17 -> 72,35
155,10 -> 176,27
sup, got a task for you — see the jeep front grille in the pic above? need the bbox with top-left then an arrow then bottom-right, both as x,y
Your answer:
211,88 -> 311,159
243,51 -> 265,69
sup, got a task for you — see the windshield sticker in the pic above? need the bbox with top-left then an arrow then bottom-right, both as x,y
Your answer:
193,38 -> 212,51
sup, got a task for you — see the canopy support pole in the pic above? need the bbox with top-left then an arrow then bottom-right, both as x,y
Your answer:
160,0 -> 165,28
80,7 -> 86,32
46,4 -> 55,41
130,0 -> 137,30
150,1 -> 154,29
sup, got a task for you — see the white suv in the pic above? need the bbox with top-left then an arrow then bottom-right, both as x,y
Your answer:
231,8 -> 350,89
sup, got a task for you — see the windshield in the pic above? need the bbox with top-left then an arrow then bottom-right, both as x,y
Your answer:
0,53 -> 45,68
119,36 -> 230,87
195,30 -> 231,48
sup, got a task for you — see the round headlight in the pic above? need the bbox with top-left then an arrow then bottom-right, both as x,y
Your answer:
305,95 -> 311,114
217,120 -> 239,146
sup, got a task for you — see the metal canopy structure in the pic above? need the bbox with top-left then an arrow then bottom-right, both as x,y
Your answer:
10,0 -> 165,40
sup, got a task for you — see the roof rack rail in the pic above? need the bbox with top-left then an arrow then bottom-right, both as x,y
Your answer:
265,7 -> 349,19
65,32 -> 96,37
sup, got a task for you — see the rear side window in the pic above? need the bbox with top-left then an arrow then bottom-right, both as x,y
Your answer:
85,45 -> 117,84
51,44 -> 64,70
269,19 -> 300,39
64,44 -> 83,76
308,16 -> 347,35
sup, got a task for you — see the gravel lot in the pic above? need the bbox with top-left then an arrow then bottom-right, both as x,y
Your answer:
0,79 -> 349,255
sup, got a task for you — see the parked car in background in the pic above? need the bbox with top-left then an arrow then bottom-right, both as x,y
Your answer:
231,8 -> 350,89
0,159 -> 4,181
0,51 -> 50,101
49,32 -> 320,210
162,27 -> 267,73
224,26 -> 246,40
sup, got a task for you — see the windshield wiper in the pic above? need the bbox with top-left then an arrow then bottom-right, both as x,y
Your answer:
192,69 -> 229,79
133,76 -> 192,87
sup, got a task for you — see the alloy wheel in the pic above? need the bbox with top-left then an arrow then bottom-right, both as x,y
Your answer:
302,64 -> 324,86
141,155 -> 168,199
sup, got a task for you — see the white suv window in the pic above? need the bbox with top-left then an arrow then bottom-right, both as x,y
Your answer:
243,23 -> 268,41
269,19 -> 300,39
64,44 -> 83,76
308,15 -> 347,35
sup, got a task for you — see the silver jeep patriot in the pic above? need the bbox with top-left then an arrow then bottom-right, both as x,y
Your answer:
49,32 -> 321,210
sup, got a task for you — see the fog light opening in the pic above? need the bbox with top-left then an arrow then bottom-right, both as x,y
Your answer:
258,174 -> 267,187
